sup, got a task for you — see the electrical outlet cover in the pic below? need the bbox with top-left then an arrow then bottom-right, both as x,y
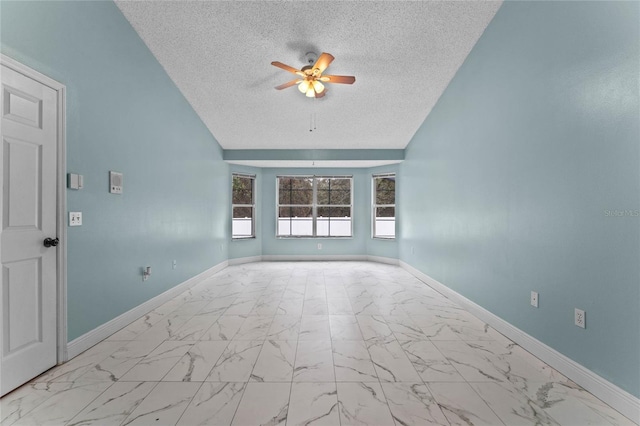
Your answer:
575,308 -> 586,328
531,291 -> 539,308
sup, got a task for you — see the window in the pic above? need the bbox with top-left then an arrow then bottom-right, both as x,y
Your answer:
373,173 -> 395,238
232,173 -> 255,238
277,176 -> 352,237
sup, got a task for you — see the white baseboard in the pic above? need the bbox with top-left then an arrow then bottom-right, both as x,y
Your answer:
366,255 -> 399,265
228,256 -> 263,266
262,254 -> 368,261
400,260 -> 640,423
228,255 -> 398,265
66,261 -> 228,360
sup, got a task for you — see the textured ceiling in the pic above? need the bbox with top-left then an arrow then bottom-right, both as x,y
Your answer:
116,1 -> 501,151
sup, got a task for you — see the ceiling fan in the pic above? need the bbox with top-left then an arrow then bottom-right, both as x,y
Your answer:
271,52 -> 356,98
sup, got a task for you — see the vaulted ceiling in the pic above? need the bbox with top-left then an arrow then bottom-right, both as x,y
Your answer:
116,1 -> 501,152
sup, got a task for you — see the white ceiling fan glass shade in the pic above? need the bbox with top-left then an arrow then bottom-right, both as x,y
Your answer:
298,80 -> 311,93
305,87 -> 316,97
312,80 -> 325,94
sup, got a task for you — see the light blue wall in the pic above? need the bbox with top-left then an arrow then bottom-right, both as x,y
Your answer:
229,165 -> 262,260
399,1 -> 639,397
1,1 -> 229,341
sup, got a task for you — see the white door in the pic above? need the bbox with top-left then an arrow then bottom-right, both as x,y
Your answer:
1,62 -> 59,395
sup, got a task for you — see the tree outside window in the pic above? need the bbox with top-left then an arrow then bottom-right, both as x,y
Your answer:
373,174 -> 395,238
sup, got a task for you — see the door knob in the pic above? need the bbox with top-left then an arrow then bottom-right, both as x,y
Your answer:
43,237 -> 59,248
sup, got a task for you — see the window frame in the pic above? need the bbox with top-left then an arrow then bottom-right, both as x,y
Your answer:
276,175 -> 353,238
231,173 -> 256,239
372,173 -> 396,239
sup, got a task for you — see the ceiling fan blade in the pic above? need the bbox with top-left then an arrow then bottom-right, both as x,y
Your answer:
274,79 -> 301,90
271,61 -> 304,76
321,75 -> 356,84
315,88 -> 327,99
313,53 -> 335,73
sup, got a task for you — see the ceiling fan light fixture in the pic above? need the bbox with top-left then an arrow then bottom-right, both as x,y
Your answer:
298,80 -> 311,93
312,80 -> 325,94
272,51 -> 355,99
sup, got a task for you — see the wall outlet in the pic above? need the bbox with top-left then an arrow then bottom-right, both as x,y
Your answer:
530,291 -> 539,308
317,243 -> 322,250
172,260 -> 177,270
142,266 -> 151,282
575,308 -> 586,329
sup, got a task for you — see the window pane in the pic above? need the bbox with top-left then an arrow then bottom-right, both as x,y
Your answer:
317,189 -> 350,205
374,218 -> 395,237
278,206 -> 312,236
375,177 -> 395,205
233,206 -> 253,218
233,176 -> 253,204
374,206 -> 395,238
332,190 -> 351,205
376,206 -> 395,217
317,178 -> 351,205
316,178 -> 330,191
232,207 -> 253,237
330,178 -> 351,190
278,177 -> 313,205
316,206 -> 331,218
278,178 -> 292,204
317,206 -> 351,237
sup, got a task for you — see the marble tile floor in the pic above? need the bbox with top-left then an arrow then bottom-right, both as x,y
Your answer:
1,262 -> 635,426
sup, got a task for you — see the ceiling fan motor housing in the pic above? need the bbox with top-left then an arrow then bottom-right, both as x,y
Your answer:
305,52 -> 318,65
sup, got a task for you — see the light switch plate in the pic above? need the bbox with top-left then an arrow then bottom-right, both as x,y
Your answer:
69,211 -> 82,226
67,173 -> 84,190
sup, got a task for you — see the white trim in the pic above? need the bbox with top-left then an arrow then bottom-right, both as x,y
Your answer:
55,75 -> 68,364
67,261 -> 228,359
1,54 -> 64,90
0,55 -> 69,364
366,255 -> 399,265
229,255 -> 398,265
262,255 -> 367,262
400,260 -> 640,423
228,256 -> 263,266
